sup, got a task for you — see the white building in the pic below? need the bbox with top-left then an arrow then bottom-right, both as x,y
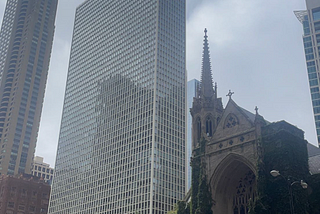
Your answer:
295,0 -> 320,146
32,156 -> 54,183
49,0 -> 186,213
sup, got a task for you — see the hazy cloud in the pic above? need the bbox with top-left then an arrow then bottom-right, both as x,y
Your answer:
36,38 -> 70,165
0,0 -> 316,166
186,0 -> 315,148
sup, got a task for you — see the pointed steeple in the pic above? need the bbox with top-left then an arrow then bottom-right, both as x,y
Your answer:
200,28 -> 214,98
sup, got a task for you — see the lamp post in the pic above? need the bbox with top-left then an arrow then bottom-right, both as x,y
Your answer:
270,170 -> 307,214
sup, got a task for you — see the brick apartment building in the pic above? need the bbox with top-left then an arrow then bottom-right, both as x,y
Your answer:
0,174 -> 50,214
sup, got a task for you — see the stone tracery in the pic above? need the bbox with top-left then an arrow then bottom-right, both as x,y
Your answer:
233,171 -> 256,214
225,114 -> 239,128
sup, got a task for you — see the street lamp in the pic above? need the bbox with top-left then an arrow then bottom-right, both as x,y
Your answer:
290,180 -> 308,189
270,170 -> 307,214
270,170 -> 280,177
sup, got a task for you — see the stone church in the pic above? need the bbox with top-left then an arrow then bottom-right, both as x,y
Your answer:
189,29 -> 310,214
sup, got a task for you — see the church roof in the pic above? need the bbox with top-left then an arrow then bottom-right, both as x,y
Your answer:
239,107 -> 256,123
239,104 -> 270,125
307,143 -> 320,157
309,155 -> 320,175
226,98 -> 269,125
199,28 -> 214,98
306,144 -> 320,175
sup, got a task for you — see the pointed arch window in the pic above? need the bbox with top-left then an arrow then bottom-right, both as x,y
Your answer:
206,117 -> 213,137
233,171 -> 256,214
197,118 -> 201,140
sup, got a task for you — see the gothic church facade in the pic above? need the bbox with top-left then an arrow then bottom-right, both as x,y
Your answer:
190,30 -> 309,214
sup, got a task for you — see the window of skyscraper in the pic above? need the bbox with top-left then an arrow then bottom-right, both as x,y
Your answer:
314,21 -> 320,33
312,8 -> 320,21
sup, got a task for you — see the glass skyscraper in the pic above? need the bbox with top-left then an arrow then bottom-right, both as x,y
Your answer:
49,0 -> 186,214
0,0 -> 58,175
0,0 -> 18,82
295,0 -> 320,146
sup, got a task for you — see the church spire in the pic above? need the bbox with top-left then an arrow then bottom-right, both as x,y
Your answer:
200,28 -> 214,98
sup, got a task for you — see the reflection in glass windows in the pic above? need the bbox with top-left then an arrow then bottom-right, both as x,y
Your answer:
49,0 -> 186,214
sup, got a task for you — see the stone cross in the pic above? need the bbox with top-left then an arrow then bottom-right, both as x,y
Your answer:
226,90 -> 234,99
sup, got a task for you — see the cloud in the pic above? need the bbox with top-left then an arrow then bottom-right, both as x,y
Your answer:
34,0 -> 320,167
186,0 -> 204,19
35,38 -> 70,166
186,0 -> 317,146
0,2 -> 6,27
187,0 -> 262,77
1,0 -> 317,167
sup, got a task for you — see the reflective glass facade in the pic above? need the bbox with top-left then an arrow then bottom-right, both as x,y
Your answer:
49,0 -> 186,214
296,0 -> 320,146
186,79 -> 199,191
0,0 -> 58,175
0,0 -> 18,83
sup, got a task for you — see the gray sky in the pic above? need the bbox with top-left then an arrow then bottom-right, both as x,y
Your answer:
0,0 -> 316,167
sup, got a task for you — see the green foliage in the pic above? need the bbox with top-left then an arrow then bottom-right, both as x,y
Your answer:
191,155 -> 200,214
191,138 -> 213,214
167,200 -> 190,214
307,173 -> 320,213
177,201 -> 190,214
167,210 -> 177,214
177,201 -> 186,214
195,172 -> 212,214
188,122 -> 317,214
250,127 -> 309,214
185,202 -> 191,214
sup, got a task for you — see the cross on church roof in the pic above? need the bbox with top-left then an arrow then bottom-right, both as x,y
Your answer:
226,90 -> 234,100
255,106 -> 259,114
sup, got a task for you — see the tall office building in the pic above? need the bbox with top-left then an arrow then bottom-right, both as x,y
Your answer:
0,0 -> 18,82
295,0 -> 320,146
186,79 -> 199,191
0,0 -> 58,175
49,0 -> 186,214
